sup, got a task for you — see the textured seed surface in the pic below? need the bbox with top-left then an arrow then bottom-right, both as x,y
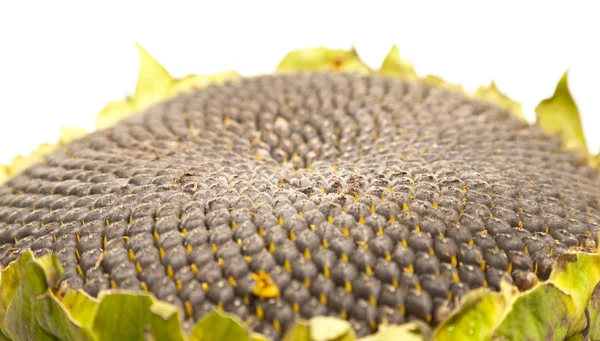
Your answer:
1,73 -> 600,339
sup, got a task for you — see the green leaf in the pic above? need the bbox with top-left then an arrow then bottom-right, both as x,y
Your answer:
474,81 -> 525,121
0,251 -> 35,334
281,318 -> 357,341
3,253 -> 95,341
92,292 -> 185,341
493,284 -> 572,340
434,253 -> 600,341
0,251 -> 193,341
282,322 -> 310,341
134,43 -> 175,108
359,323 -> 428,341
546,253 -> 600,335
0,330 -> 11,341
492,253 -> 600,340
33,252 -> 63,286
250,333 -> 269,341
434,286 -> 511,341
0,251 -> 34,319
378,45 -> 418,80
586,282 -> 600,340
190,310 -> 251,341
60,291 -> 99,329
535,71 -> 588,158
276,47 -> 371,73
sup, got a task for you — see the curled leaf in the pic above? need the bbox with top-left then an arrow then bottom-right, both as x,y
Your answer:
378,45 -> 418,80
0,250 -> 96,341
276,47 -> 371,73
535,71 -> 589,159
586,283 -> 600,340
435,252 -> 600,341
474,81 -> 525,121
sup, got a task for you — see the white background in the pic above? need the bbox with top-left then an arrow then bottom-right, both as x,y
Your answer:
0,1 -> 598,164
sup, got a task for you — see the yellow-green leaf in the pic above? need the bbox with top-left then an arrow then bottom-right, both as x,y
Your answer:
0,165 -> 8,185
282,322 -> 310,341
60,291 -> 99,328
434,285 -> 512,341
492,253 -> 600,340
95,45 -> 243,132
474,81 -> 525,121
422,75 -> 464,93
546,253 -> 600,335
1,252 -> 96,341
94,43 -> 175,130
0,251 -> 34,326
133,43 -> 174,108
591,152 -> 600,170
309,316 -> 355,341
34,252 -> 62,286
277,47 -> 371,73
171,70 -> 241,95
92,292 -> 185,341
535,70 -> 588,157
250,332 -> 269,341
5,143 -> 56,178
359,323 -> 428,341
378,45 -> 418,80
171,74 -> 212,94
587,282 -> 600,340
96,99 -> 136,130
434,252 -> 600,341
59,126 -> 88,145
190,310 -> 251,341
